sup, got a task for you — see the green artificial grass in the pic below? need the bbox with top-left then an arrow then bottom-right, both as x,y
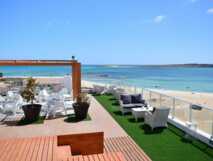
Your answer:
17,116 -> 45,126
95,94 -> 213,161
64,114 -> 91,123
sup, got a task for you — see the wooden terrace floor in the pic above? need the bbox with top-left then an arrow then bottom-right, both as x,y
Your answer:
0,135 -> 151,161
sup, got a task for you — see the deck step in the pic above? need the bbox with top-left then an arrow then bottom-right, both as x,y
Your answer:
67,152 -> 126,161
57,145 -> 72,161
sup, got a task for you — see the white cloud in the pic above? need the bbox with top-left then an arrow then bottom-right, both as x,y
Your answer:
153,15 -> 166,23
207,8 -> 213,14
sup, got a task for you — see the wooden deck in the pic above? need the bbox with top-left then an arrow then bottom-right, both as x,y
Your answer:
63,152 -> 126,161
0,136 -> 57,161
0,135 -> 151,161
104,136 -> 152,161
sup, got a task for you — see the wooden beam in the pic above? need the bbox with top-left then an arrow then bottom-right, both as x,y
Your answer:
0,60 -> 77,66
72,62 -> 81,99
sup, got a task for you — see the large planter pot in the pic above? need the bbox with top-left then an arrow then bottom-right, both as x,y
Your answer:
73,102 -> 90,120
22,104 -> 41,121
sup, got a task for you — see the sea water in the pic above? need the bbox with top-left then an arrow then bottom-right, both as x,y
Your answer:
0,65 -> 213,93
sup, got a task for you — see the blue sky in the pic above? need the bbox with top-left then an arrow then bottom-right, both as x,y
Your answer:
0,0 -> 213,65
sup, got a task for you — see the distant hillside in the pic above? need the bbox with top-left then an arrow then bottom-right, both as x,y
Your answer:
92,63 -> 213,68
143,64 -> 213,68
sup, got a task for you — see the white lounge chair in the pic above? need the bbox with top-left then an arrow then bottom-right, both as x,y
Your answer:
104,85 -> 117,94
92,85 -> 105,94
112,88 -> 126,100
144,107 -> 170,130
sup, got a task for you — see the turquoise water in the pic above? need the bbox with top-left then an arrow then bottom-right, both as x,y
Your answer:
0,65 -> 213,93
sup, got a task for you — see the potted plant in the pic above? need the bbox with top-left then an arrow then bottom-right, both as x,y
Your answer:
73,93 -> 90,120
20,77 -> 41,121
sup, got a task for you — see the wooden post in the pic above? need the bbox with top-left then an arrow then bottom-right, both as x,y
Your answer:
72,62 -> 81,100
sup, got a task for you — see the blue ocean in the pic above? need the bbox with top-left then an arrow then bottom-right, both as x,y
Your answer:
0,65 -> 213,93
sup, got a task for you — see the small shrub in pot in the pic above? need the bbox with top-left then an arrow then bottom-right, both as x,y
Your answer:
20,77 -> 41,121
73,93 -> 90,120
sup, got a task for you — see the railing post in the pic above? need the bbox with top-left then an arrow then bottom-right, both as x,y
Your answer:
134,86 -> 137,94
141,88 -> 144,98
149,91 -> 152,100
172,98 -> 175,119
211,117 -> 213,140
159,94 -> 162,107
189,104 -> 193,123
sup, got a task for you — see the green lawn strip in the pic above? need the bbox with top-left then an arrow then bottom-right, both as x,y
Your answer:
95,94 -> 213,161
17,116 -> 45,125
64,114 -> 91,123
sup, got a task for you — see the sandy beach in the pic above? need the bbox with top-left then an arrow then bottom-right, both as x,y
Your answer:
81,80 -> 213,108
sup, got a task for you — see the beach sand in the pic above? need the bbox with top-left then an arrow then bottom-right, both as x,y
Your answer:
151,89 -> 213,108
82,80 -> 213,108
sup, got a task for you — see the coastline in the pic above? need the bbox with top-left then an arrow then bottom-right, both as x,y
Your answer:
82,80 -> 213,108
1,76 -> 213,108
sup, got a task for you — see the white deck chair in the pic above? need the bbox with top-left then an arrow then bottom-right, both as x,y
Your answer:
144,107 -> 170,130
92,85 -> 105,94
46,98 -> 65,119
63,75 -> 72,92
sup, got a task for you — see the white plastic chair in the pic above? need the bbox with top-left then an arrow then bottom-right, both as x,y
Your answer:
0,95 -> 5,103
92,85 -> 105,94
63,75 -> 72,92
3,100 -> 17,115
7,91 -> 15,97
38,89 -> 50,102
144,107 -> 170,130
47,99 -> 65,118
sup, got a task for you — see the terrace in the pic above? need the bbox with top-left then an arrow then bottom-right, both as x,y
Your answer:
0,60 -> 213,161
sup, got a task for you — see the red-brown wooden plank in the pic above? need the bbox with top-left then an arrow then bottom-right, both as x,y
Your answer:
8,138 -> 24,161
97,154 -> 105,161
15,138 -> 29,161
30,137 -> 42,161
115,137 -> 138,161
0,139 -> 10,157
110,152 -> 121,161
46,136 -> 54,161
73,156 -> 79,161
124,137 -> 151,161
25,137 -> 39,161
20,137 -> 34,161
115,152 -> 127,161
52,136 -> 58,161
41,136 -> 50,161
0,138 -> 16,161
103,152 -> 114,161
107,137 -> 132,161
78,155 -> 84,161
5,138 -> 21,161
36,136 -> 46,161
82,155 -> 89,161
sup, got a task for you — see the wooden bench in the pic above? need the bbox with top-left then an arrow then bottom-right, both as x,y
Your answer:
58,132 -> 104,155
